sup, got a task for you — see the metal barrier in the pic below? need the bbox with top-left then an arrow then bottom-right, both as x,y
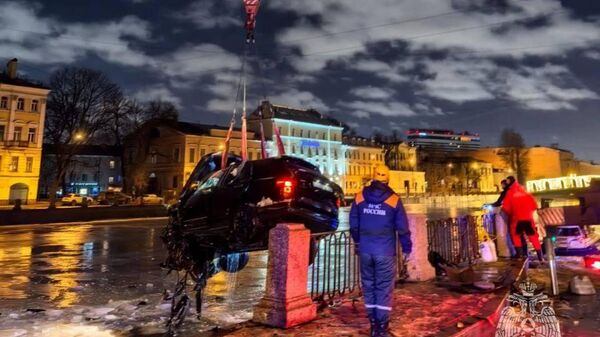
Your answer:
426,216 -> 480,265
309,230 -> 361,303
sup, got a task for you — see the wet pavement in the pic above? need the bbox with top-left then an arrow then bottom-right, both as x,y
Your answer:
0,205 -> 488,336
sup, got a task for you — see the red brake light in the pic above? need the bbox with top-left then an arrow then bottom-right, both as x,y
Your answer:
276,179 -> 295,199
336,198 -> 342,208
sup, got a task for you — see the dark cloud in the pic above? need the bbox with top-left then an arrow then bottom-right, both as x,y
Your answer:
1,0 -> 599,161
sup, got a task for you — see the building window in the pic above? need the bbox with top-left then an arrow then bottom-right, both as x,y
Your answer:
16,98 -> 24,110
200,148 -> 206,156
151,154 -> 157,164
108,176 -> 114,184
82,174 -> 88,182
31,100 -> 39,112
25,157 -> 33,172
0,97 -> 7,109
291,128 -> 295,137
189,148 -> 196,163
172,175 -> 178,189
9,156 -> 18,172
13,127 -> 22,141
248,151 -> 254,160
93,172 -> 99,181
109,160 -> 115,169
0,125 -> 4,140
27,128 -> 36,143
173,147 -> 180,162
300,130 -> 304,137
307,130 -> 311,138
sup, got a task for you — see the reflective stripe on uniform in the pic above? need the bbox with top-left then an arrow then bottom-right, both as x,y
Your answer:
355,192 -> 365,205
384,194 -> 399,208
365,304 -> 392,311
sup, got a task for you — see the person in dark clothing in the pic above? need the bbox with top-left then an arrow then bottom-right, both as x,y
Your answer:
491,179 -> 509,207
350,165 -> 412,337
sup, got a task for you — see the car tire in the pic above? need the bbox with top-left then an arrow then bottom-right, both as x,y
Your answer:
231,204 -> 258,245
71,200 -> 77,206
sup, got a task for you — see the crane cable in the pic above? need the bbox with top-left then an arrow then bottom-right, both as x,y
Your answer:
221,43 -> 249,169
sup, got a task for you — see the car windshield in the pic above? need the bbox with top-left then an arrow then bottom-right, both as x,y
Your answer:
557,227 -> 581,237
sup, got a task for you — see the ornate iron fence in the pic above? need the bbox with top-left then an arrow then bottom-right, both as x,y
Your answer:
426,216 -> 480,265
308,230 -> 361,303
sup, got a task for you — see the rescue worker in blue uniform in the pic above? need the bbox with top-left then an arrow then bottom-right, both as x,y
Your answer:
350,165 -> 412,337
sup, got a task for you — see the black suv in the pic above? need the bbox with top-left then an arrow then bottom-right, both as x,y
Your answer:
171,153 -> 343,253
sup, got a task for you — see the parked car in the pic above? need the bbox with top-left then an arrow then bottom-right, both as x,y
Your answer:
98,191 -> 132,205
142,194 -> 164,204
61,193 -> 94,206
545,225 -> 600,255
172,153 -> 344,253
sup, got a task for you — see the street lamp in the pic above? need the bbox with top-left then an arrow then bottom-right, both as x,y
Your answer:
74,132 -> 85,141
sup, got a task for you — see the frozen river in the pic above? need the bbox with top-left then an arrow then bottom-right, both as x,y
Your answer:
0,206 -> 483,336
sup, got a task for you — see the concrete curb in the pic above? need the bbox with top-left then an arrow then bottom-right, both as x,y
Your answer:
0,205 -> 168,226
0,216 -> 168,227
445,259 -> 528,337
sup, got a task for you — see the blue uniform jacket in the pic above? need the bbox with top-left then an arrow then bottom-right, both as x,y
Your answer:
349,181 -> 412,256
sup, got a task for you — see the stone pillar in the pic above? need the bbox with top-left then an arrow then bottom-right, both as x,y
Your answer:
406,214 -> 436,282
494,210 -> 512,258
253,223 -> 317,328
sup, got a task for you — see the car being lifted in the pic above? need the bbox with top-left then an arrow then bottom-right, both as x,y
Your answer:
161,153 -> 344,320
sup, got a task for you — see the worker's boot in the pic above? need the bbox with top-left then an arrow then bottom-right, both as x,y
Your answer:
377,320 -> 391,337
514,249 -> 522,259
369,318 -> 378,337
536,249 -> 545,262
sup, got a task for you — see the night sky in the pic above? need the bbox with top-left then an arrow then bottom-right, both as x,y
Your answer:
1,0 -> 599,161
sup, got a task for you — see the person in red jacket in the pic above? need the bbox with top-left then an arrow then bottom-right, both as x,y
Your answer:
502,176 -> 543,261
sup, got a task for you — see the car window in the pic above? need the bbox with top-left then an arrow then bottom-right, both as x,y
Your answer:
222,162 -> 251,186
199,171 -> 223,190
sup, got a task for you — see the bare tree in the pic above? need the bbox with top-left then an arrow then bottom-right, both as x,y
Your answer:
498,128 -> 529,183
145,100 -> 178,121
45,67 -> 122,208
123,101 -> 180,197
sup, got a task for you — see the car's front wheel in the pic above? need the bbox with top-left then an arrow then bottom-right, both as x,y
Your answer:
230,204 -> 259,246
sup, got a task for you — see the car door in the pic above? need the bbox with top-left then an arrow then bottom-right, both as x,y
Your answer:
208,163 -> 252,228
180,170 -> 224,229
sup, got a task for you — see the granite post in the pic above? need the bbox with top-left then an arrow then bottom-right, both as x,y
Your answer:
253,223 -> 317,328
406,214 -> 436,282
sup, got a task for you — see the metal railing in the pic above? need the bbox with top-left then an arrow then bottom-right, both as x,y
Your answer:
309,230 -> 361,303
426,216 -> 480,265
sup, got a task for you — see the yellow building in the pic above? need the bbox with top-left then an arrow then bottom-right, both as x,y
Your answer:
343,137 -> 385,196
124,121 -> 262,199
471,146 -> 592,182
389,170 -> 426,197
0,59 -> 49,204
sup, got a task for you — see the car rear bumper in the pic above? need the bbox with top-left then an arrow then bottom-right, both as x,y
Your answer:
256,201 -> 338,233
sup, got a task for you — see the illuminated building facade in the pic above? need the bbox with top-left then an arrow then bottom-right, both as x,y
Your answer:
248,101 -> 345,183
39,145 -> 122,197
527,175 -> 600,193
0,59 -> 50,204
407,128 -> 480,151
342,136 -> 385,195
